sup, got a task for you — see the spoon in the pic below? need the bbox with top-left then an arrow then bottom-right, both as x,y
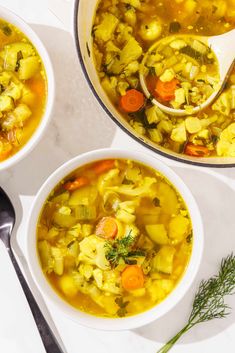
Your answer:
0,187 -> 64,353
140,29 -> 235,116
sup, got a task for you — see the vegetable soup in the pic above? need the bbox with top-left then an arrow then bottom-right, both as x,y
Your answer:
37,159 -> 192,318
0,18 -> 47,162
92,0 -> 235,157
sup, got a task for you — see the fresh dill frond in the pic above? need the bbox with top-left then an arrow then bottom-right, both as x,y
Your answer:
157,253 -> 235,353
115,297 -> 130,317
105,231 -> 145,266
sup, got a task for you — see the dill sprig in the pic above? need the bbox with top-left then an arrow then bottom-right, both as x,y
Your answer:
157,253 -> 235,353
105,231 -> 145,267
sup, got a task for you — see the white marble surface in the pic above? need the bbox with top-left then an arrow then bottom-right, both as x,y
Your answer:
0,0 -> 234,352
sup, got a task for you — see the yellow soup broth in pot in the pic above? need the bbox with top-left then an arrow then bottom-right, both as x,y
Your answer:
92,0 -> 235,158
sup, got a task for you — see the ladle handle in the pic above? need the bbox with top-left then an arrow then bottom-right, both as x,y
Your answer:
7,246 -> 64,353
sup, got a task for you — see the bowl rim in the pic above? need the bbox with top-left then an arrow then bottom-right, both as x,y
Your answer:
0,4 -> 55,171
72,0 -> 235,169
26,148 -> 204,331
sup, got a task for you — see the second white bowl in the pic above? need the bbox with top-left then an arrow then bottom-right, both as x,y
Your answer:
27,148 -> 203,330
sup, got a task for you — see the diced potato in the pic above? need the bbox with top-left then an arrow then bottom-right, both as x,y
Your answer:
170,39 -> 187,50
68,186 -> 97,206
121,0 -> 141,8
59,275 -> 78,297
152,246 -> 176,274
20,86 -> 35,106
101,76 -> 119,103
124,7 -> 137,26
3,82 -> 22,101
18,56 -> 40,80
171,122 -> 187,143
168,215 -> 190,243
160,68 -> 175,83
145,224 -> 169,245
47,227 -> 59,240
157,182 -> 178,215
145,105 -> 166,125
0,72 -> 12,87
13,103 -> 32,122
148,129 -> 163,143
174,88 -> 186,106
53,211 -> 77,228
3,43 -> 35,71
0,95 -> 14,111
185,117 -> 202,134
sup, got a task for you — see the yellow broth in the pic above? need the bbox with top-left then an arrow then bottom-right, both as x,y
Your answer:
0,19 -> 47,162
92,0 -> 235,157
37,159 -> 193,318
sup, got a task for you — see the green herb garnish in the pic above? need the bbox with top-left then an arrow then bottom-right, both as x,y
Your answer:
115,297 -> 130,317
180,45 -> 214,65
1,25 -> 12,36
157,253 -> 235,353
105,231 -> 145,266
15,51 -> 23,72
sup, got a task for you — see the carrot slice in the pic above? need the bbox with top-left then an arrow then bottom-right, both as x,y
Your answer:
96,217 -> 118,239
92,159 -> 115,175
120,89 -> 145,113
64,176 -> 89,191
155,78 -> 179,102
121,265 -> 144,291
185,143 -> 210,157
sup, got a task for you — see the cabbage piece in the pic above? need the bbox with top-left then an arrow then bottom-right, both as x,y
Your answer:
217,123 -> 235,157
102,270 -> 121,295
110,37 -> 142,74
79,264 -> 93,280
115,200 -> 139,224
107,177 -> 156,197
94,13 -> 119,42
97,168 -> 120,195
78,235 -> 110,270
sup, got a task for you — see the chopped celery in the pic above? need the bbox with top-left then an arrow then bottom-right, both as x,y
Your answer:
75,205 -> 96,221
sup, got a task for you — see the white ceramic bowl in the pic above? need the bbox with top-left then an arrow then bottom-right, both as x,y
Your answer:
73,0 -> 235,168
0,5 -> 54,171
27,148 -> 203,330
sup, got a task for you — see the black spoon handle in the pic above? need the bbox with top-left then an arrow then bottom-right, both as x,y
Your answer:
7,247 -> 64,353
